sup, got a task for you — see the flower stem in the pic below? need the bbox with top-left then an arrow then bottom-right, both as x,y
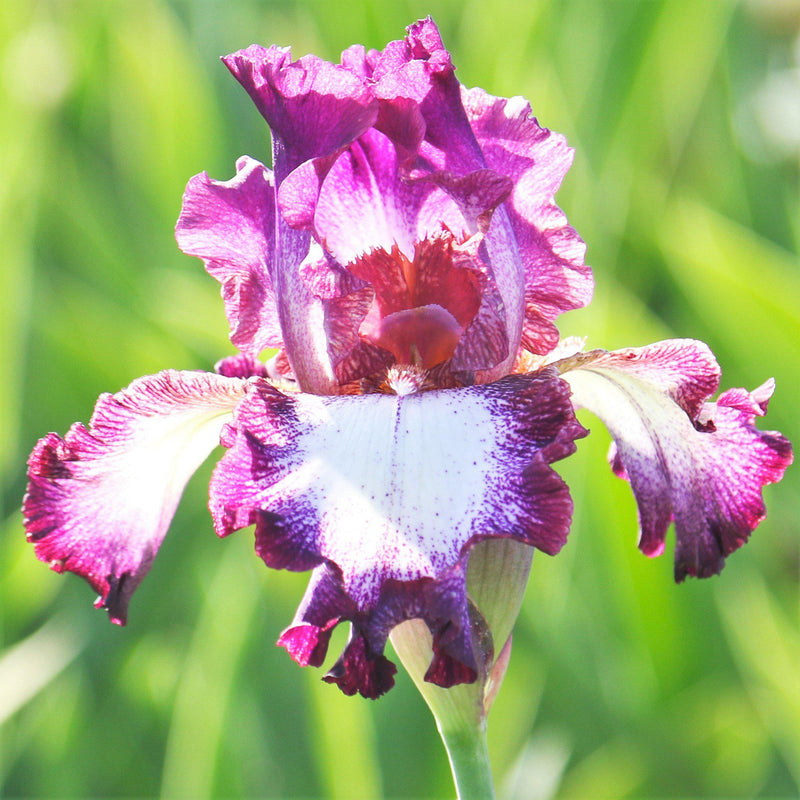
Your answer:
438,721 -> 496,800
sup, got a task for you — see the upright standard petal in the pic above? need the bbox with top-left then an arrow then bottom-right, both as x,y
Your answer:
370,18 -> 485,174
222,45 -> 380,396
462,88 -> 593,355
560,340 -> 792,579
209,371 -> 587,697
221,46 -> 378,180
176,157 -> 281,357
286,128 -> 511,381
368,18 -> 528,379
24,372 -> 247,623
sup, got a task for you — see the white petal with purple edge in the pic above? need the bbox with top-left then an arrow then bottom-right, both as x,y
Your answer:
24,371 -> 247,623
211,372 -> 586,610
560,340 -> 792,579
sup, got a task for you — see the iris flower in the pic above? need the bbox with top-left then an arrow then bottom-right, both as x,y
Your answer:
24,19 -> 791,704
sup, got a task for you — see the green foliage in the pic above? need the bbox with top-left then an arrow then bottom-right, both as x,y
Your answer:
1,1 -> 797,797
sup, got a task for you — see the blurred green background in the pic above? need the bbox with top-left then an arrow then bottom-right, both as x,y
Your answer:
1,0 -> 798,798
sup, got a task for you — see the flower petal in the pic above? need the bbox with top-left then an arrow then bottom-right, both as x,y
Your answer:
360,18 -> 527,380
309,129 -> 433,262
462,88 -> 593,355
221,48 -> 381,395
209,370 -> 586,695
371,18 -> 484,174
560,340 -> 792,579
214,353 -> 269,380
221,46 -> 378,180
23,371 -> 247,623
299,129 -> 512,379
305,128 -> 500,263
176,156 -> 281,357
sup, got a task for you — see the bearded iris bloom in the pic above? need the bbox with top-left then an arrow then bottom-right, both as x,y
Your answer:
24,18 -> 791,706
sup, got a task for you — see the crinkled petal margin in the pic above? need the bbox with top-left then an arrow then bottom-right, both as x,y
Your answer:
222,45 -> 378,180
24,371 -> 247,623
560,339 -> 792,579
462,87 -> 592,356
176,156 -> 281,358
209,370 -> 587,696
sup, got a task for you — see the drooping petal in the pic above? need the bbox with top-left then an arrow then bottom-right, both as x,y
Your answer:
462,88 -> 593,355
176,156 -> 281,357
559,340 -> 792,579
276,563 -> 399,699
24,371 -> 247,624
209,370 -> 587,695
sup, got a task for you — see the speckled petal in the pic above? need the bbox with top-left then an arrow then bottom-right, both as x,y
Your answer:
209,370 -> 586,694
561,340 -> 792,579
23,371 -> 247,624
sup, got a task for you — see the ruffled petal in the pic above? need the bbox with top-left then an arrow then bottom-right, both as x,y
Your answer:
221,46 -> 378,180
285,127 -> 511,266
560,340 -> 792,579
23,371 -> 247,623
209,370 -> 586,695
462,88 -> 593,355
221,48 -> 380,395
368,19 -> 527,379
371,18 -> 484,174
214,353 -> 269,379
295,128 -> 512,379
176,156 -> 281,357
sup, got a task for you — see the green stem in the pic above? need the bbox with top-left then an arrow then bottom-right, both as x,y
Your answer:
438,722 -> 496,800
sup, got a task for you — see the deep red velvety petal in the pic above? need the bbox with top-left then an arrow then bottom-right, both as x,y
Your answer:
366,304 -> 463,369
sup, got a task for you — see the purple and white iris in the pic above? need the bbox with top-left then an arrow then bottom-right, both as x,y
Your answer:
24,19 -> 791,699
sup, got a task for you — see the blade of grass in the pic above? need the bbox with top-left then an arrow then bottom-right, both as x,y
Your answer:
306,666 -> 384,800
159,542 -> 263,800
717,570 -> 800,791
